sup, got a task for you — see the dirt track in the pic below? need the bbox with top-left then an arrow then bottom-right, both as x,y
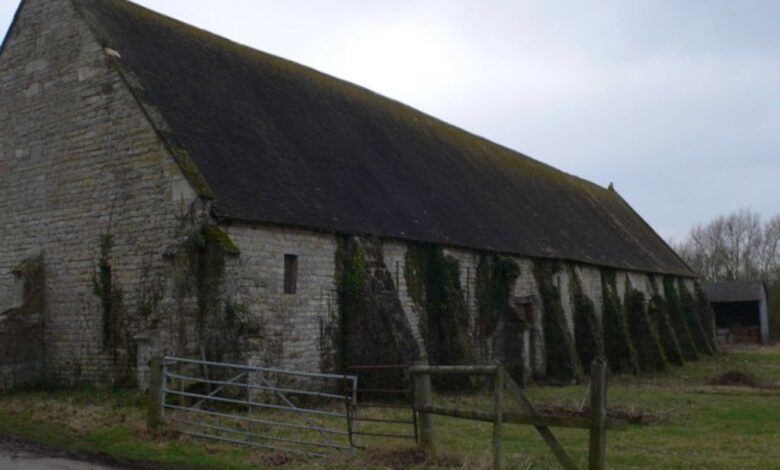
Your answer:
0,435 -> 123,469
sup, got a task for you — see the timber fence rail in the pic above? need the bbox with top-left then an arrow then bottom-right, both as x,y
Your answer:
410,359 -> 627,470
147,356 -> 359,458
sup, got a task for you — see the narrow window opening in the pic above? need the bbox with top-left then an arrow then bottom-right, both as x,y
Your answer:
284,254 -> 298,294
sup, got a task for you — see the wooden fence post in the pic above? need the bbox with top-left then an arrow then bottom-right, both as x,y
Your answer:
589,359 -> 607,470
147,356 -> 163,433
493,367 -> 504,470
413,369 -> 435,456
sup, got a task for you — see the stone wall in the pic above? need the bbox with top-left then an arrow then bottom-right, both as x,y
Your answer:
0,0 -> 199,388
0,258 -> 45,389
0,0 -> 706,390
220,224 -> 339,373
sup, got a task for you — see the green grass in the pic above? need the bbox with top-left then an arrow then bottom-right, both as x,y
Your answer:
2,346 -> 780,469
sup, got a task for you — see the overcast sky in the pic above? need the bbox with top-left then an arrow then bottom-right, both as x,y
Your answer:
1,1 -> 778,241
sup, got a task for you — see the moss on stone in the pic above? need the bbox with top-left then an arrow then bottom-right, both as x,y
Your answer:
601,270 -> 639,375
533,260 -> 583,383
624,288 -> 667,373
166,142 -> 215,199
663,277 -> 699,361
200,225 -> 240,254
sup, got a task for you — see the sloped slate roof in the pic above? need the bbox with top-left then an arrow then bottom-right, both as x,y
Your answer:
69,0 -> 692,276
701,281 -> 766,303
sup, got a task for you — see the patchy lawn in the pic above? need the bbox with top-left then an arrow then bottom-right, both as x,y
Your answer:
2,346 -> 780,469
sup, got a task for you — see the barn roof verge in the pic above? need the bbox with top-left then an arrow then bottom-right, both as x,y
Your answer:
68,0 -> 692,276
701,281 -> 767,303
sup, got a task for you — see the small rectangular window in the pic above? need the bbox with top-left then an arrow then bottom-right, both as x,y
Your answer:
284,254 -> 298,294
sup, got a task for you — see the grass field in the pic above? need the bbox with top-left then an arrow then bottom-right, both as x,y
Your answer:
1,346 -> 779,469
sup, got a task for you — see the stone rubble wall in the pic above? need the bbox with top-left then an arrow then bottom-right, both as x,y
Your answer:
0,0 -> 704,390
219,224 -> 338,373
0,0 -> 199,388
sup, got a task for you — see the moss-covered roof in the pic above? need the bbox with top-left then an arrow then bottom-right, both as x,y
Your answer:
70,0 -> 692,277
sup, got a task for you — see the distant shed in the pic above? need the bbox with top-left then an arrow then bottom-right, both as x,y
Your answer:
702,281 -> 769,344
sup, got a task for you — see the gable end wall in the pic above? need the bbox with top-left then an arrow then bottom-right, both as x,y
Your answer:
0,0 -> 198,387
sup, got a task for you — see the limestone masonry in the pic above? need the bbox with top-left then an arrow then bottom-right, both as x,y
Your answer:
0,0 -> 715,390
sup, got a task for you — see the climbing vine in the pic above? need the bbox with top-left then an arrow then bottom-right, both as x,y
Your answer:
680,285 -> 714,355
647,285 -> 685,367
624,288 -> 667,373
694,282 -> 717,352
336,236 -> 419,387
533,260 -> 583,383
568,268 -> 604,371
663,277 -> 699,361
475,254 -> 523,382
92,233 -> 135,386
475,255 -> 521,340
406,243 -> 474,390
600,270 -> 639,374
165,223 -> 247,377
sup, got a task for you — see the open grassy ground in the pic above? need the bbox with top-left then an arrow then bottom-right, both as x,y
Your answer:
1,346 -> 780,469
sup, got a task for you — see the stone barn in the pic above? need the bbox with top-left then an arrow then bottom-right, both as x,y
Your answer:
0,0 -> 716,390
702,281 -> 769,345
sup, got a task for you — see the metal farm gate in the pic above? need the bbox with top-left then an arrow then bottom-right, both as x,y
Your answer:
153,357 -> 359,458
344,365 -> 418,445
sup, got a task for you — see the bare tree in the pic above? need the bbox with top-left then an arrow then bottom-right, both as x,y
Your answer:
673,210 -> 780,282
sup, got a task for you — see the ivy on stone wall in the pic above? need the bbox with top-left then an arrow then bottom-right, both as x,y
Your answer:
166,224 -> 246,379
92,234 -> 135,386
663,277 -> 699,361
475,255 -> 521,340
694,283 -> 718,351
601,270 -> 639,375
336,236 -> 419,387
196,225 -> 227,350
624,288 -> 667,373
94,234 -> 119,353
567,269 -> 604,371
475,254 -> 523,383
406,243 -> 474,390
680,286 -> 714,355
533,260 -> 584,383
647,291 -> 685,366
